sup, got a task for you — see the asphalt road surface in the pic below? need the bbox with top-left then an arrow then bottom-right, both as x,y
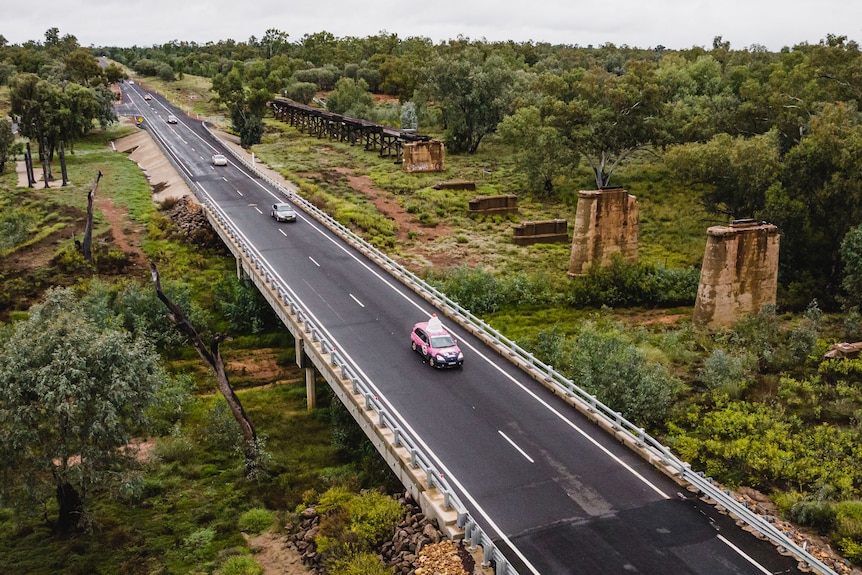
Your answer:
116,82 -> 811,575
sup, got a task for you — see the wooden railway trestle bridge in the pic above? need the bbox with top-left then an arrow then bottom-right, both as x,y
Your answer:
269,98 -> 433,163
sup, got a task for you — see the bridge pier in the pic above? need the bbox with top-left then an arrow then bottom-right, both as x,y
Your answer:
296,338 -> 317,410
236,257 -> 249,281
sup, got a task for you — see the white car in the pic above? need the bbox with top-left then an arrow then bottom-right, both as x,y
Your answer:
211,154 -> 228,166
166,114 -> 178,124
271,203 -> 297,222
144,93 -> 152,101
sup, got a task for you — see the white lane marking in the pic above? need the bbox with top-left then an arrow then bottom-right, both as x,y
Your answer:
236,189 -> 244,197
222,176 -> 228,182
157,106 -> 775,574
154,130 -> 707,573
309,257 -> 320,267
717,535 -> 772,574
349,294 -> 365,308
297,215 -> 674,502
253,206 -> 263,215
279,229 -> 287,237
194,184 -> 541,574
499,431 -> 534,463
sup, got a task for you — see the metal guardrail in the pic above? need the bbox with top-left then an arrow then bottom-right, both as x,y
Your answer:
194,122 -> 837,575
193,171 -> 519,574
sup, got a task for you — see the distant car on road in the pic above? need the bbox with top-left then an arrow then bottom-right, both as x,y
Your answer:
271,203 -> 297,222
410,315 -> 464,368
144,93 -> 152,101
211,154 -> 228,166
166,114 -> 178,124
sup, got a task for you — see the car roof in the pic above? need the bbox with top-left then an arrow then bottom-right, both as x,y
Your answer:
273,203 -> 293,209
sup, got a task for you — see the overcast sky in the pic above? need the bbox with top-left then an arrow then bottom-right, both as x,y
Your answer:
3,0 -> 861,52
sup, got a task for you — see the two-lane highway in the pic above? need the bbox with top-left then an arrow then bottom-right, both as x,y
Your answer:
117,82 -> 811,575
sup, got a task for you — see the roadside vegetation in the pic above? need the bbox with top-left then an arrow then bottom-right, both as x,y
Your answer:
2,27 -> 862,571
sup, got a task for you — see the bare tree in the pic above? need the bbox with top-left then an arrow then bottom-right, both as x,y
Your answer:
81,170 -> 101,263
150,262 -> 263,478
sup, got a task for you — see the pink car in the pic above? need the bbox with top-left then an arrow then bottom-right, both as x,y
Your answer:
410,315 -> 464,368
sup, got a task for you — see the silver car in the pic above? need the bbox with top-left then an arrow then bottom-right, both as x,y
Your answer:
211,154 -> 228,166
271,203 -> 297,222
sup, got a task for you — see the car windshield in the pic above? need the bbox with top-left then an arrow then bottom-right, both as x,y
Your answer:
430,335 -> 455,348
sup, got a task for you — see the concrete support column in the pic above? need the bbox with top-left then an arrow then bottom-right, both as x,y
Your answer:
305,367 -> 317,410
295,337 -> 317,410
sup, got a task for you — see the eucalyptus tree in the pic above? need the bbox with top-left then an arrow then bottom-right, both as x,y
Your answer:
424,48 -> 520,153
537,59 -> 669,189
0,288 -> 166,532
211,65 -> 270,146
498,105 -> 578,197
9,72 -> 102,158
260,28 -> 290,59
663,130 -> 781,218
64,47 -> 104,87
326,77 -> 374,120
0,118 -> 14,173
764,102 -> 862,305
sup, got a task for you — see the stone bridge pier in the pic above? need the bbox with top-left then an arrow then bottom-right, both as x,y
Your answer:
693,220 -> 780,327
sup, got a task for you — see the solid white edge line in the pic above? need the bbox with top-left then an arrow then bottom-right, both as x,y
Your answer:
195,172 -> 670,573
717,534 -> 773,574
299,213 -> 672,500
499,430 -> 534,463
145,117 -> 665,575
143,111 -> 687,572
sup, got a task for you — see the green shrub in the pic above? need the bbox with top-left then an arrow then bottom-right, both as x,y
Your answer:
147,373 -> 196,435
317,486 -> 354,513
790,498 -> 837,535
327,551 -> 393,575
154,430 -> 197,464
344,490 -> 402,548
217,554 -> 264,575
314,487 -> 403,563
834,501 -> 862,560
183,527 -> 216,561
426,266 -> 506,314
215,275 -> 278,334
730,301 -> 822,373
0,206 -> 38,252
838,537 -> 862,563
238,508 -> 274,534
525,321 -> 682,429
566,257 -> 700,309
700,349 -> 754,396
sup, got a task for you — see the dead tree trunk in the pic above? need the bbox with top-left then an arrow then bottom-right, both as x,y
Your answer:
81,171 -> 102,263
150,262 -> 261,478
